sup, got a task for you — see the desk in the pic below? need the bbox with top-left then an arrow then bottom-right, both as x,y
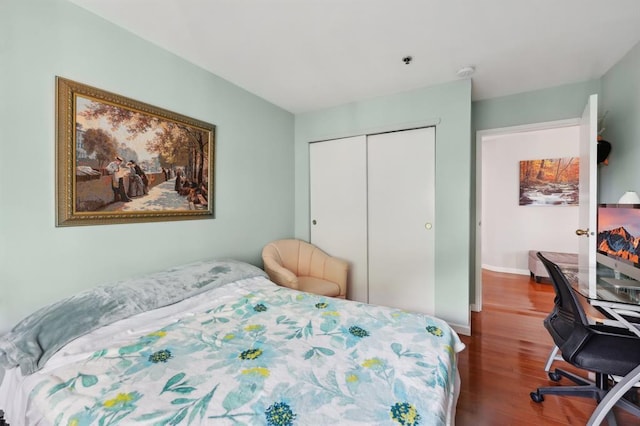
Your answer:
568,264 -> 640,337
567,264 -> 640,425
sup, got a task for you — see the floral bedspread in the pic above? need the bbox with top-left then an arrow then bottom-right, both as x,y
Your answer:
27,277 -> 464,426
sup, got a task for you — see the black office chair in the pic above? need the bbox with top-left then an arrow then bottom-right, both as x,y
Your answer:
530,252 -> 640,423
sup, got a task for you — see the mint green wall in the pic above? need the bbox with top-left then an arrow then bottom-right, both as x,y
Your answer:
0,0 -> 294,332
600,41 -> 640,203
294,80 -> 472,331
473,80 -> 602,132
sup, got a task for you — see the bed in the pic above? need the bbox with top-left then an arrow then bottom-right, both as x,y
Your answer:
0,259 -> 464,425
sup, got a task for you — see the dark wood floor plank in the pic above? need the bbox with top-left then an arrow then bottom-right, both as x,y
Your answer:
455,269 -> 638,425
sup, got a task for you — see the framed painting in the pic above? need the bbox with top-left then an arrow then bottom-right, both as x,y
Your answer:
56,77 -> 215,226
519,157 -> 579,206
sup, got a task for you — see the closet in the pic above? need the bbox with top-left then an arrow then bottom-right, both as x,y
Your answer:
309,127 -> 435,315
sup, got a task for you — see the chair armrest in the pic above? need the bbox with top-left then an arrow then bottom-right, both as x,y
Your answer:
263,258 -> 299,290
322,256 -> 348,298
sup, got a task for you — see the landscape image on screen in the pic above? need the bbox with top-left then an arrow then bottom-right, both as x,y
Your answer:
597,206 -> 640,265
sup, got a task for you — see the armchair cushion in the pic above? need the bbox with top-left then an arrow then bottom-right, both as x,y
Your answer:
298,276 -> 341,297
262,239 -> 348,298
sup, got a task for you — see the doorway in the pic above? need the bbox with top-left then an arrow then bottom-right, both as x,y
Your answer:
474,119 -> 581,311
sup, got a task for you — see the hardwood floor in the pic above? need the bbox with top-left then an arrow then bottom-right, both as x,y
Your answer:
455,269 -> 638,425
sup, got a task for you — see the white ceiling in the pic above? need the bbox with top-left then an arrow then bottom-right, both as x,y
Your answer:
68,0 -> 640,114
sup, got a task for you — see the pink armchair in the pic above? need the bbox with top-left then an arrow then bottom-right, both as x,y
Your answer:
262,239 -> 348,298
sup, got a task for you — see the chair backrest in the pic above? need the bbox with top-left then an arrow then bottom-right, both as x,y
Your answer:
537,252 -> 589,326
537,252 -> 592,362
262,239 -> 329,277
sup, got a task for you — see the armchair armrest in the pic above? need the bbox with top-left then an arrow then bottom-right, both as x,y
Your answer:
322,256 -> 349,298
263,257 -> 299,290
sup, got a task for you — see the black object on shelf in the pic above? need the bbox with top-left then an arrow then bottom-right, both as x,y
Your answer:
598,139 -> 612,164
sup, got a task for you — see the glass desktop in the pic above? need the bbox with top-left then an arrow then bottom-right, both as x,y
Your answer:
591,262 -> 640,305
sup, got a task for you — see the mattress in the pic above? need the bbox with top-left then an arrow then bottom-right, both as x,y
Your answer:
0,260 -> 464,425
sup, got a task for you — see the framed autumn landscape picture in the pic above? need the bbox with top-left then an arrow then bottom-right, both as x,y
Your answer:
519,157 -> 579,206
56,77 -> 215,226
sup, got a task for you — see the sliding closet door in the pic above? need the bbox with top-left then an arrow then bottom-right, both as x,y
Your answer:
367,127 -> 436,315
309,136 -> 368,302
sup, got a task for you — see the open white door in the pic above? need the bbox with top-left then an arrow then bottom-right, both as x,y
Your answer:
577,94 -> 598,298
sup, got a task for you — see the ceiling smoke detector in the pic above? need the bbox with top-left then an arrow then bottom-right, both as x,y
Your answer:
456,66 -> 475,78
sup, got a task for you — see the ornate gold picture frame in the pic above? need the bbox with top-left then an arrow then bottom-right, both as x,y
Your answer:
56,77 -> 215,226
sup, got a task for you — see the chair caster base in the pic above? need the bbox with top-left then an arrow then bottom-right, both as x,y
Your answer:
530,391 -> 544,403
549,371 -> 562,382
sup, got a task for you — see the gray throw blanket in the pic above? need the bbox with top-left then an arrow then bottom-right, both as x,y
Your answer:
0,258 -> 267,375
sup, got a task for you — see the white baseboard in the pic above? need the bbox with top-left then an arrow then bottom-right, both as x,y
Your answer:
482,264 -> 529,276
450,323 -> 471,336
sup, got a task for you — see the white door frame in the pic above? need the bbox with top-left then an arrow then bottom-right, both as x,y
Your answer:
474,118 -> 581,312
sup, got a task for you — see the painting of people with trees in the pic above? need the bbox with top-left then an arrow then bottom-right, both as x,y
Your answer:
56,77 -> 215,226
519,157 -> 579,206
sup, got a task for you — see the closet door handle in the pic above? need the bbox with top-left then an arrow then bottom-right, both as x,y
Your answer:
425,222 -> 432,230
312,219 -> 317,225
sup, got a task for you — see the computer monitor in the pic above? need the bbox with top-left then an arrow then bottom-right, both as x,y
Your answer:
596,203 -> 640,282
